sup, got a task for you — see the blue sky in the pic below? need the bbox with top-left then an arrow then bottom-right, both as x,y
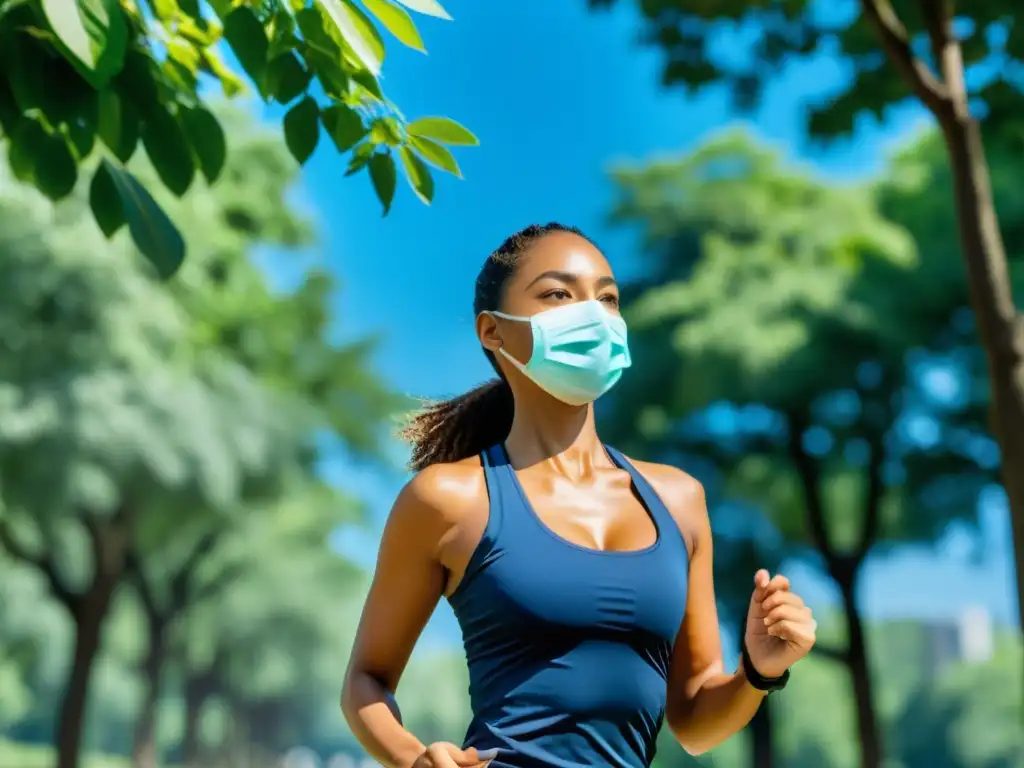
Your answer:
254,1 -> 1016,647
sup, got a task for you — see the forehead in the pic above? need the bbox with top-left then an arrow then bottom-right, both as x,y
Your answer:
510,232 -> 613,285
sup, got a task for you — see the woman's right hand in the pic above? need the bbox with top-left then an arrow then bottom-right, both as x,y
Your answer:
411,743 -> 498,767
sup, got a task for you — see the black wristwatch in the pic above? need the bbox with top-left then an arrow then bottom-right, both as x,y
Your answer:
741,641 -> 790,693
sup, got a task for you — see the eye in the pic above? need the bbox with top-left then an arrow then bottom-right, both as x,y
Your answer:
600,294 -> 620,307
542,289 -> 572,301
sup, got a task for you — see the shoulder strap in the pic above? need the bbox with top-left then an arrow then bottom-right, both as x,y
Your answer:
479,444 -> 508,534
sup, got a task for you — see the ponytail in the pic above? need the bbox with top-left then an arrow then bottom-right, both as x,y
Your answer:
400,378 -> 515,471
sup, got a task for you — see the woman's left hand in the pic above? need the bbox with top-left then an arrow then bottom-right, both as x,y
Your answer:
744,570 -> 817,680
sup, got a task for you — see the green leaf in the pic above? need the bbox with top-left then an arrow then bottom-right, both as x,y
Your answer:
98,159 -> 186,279
321,104 -> 367,152
223,7 -> 269,85
284,96 -> 320,165
41,0 -> 128,88
266,53 -> 311,104
398,145 -> 433,204
180,106 -> 227,183
142,106 -> 195,196
89,160 -> 125,237
370,116 -> 403,146
316,0 -> 382,74
361,0 -> 424,52
394,0 -> 450,19
96,88 -> 139,162
295,8 -> 350,96
406,116 -> 478,146
64,117 -> 96,158
345,141 -> 374,175
8,119 -> 46,182
368,151 -> 397,215
34,132 -> 78,200
409,135 -> 460,177
114,49 -> 162,118
350,69 -> 382,100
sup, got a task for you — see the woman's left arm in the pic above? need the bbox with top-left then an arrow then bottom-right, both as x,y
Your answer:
652,471 -> 816,756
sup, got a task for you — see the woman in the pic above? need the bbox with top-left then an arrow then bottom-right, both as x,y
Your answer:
342,223 -> 816,768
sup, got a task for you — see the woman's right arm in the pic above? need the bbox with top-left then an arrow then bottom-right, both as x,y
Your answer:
342,467 -> 492,768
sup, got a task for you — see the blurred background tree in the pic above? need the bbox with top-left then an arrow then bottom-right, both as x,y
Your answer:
587,0 -> 1024,652
0,0 -> 477,276
0,103 -> 401,768
598,126 -> 1021,768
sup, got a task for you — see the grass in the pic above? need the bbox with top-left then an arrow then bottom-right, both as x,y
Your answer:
0,739 -> 131,768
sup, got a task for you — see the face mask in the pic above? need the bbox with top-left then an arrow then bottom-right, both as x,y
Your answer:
489,300 -> 631,406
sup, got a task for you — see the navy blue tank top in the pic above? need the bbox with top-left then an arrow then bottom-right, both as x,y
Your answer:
448,444 -> 690,768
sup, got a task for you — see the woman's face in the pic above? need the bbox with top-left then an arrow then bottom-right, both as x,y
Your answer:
477,231 -> 621,369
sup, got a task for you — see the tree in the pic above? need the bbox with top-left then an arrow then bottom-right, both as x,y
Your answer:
599,132 -> 1002,767
0,103 -> 381,768
161,492 -> 367,768
0,0 -> 478,278
889,635 -> 1023,768
113,107 -> 400,768
589,0 -> 1024,639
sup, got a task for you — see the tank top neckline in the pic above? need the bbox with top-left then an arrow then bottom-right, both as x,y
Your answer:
494,442 -> 663,558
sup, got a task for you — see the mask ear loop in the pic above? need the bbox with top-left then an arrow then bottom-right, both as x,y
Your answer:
486,311 -> 532,371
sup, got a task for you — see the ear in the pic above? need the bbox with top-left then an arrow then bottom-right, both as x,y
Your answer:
476,312 -> 504,354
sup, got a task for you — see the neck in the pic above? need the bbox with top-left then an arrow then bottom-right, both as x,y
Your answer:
504,399 -> 607,476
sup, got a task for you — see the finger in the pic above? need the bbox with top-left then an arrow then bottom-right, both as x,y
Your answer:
761,590 -> 805,613
767,618 -> 817,647
452,747 -> 499,766
458,749 -> 501,765
763,574 -> 791,596
763,604 -> 810,627
427,745 -> 462,768
752,569 -> 771,601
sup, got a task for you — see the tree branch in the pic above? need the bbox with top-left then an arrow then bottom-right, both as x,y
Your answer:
170,527 -> 225,612
854,426 -> 885,566
126,551 -> 164,625
0,517 -> 77,609
190,561 -> 246,607
786,410 -> 837,563
859,0 -> 951,117
917,0 -> 969,118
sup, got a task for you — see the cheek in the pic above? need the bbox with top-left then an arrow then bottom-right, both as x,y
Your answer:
501,322 -> 536,364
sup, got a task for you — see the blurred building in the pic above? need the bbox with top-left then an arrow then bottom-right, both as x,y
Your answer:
922,605 -> 994,673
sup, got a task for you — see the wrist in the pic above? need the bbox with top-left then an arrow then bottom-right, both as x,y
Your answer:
740,641 -> 790,693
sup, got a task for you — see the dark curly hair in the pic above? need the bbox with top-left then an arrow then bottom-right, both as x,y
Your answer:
400,222 -> 593,471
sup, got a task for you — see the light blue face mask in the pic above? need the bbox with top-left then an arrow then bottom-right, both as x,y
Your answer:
490,299 -> 632,406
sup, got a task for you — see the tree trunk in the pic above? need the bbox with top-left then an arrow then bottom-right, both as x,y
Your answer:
940,115 -> 1024,632
836,570 -> 883,768
54,508 -> 133,768
182,673 -> 214,768
131,623 -> 166,768
749,696 -> 773,768
54,588 -> 114,768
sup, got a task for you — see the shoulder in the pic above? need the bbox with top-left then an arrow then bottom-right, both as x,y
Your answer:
388,455 -> 489,546
624,457 -> 708,549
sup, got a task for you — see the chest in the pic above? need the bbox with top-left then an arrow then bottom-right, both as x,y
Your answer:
463,532 -> 689,648
515,467 -> 658,553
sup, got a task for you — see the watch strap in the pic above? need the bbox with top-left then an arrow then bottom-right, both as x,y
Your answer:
741,641 -> 790,693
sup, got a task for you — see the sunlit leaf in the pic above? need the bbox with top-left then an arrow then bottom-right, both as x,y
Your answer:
398,145 -> 433,204
409,135 -> 460,177
406,115 -> 478,146
394,0 -> 450,19
361,0 -> 424,52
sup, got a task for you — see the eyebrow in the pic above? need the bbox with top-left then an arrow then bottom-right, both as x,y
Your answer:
526,270 -> 618,289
